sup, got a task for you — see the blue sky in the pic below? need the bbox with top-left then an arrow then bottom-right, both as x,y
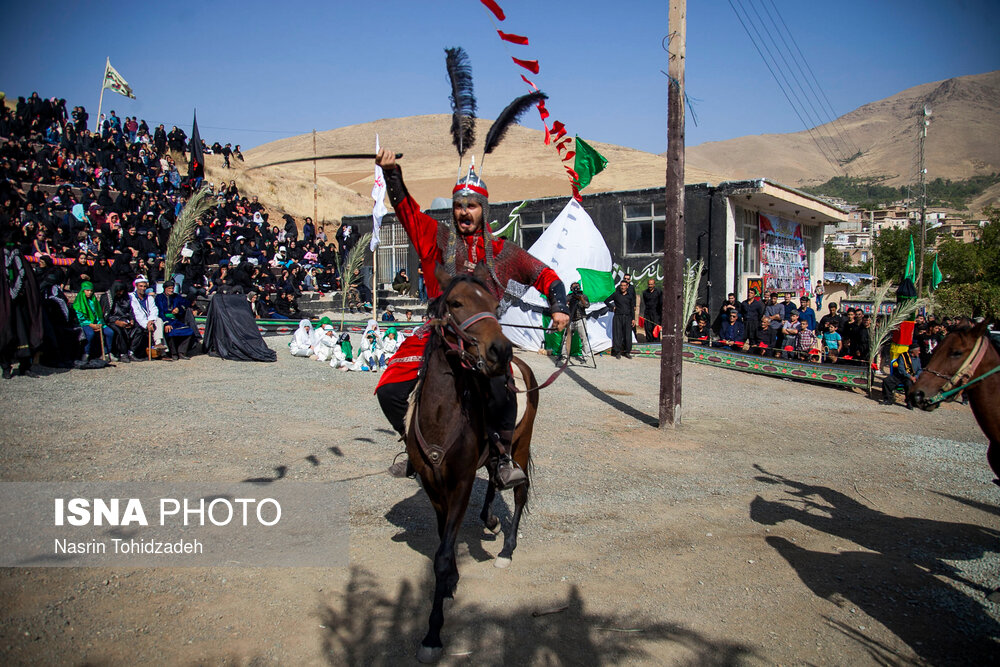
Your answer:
2,0 -> 997,154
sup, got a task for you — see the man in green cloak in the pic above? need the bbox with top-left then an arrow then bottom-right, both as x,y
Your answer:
72,281 -> 113,361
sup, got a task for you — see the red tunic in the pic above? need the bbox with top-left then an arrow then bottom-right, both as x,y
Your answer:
376,193 -> 561,390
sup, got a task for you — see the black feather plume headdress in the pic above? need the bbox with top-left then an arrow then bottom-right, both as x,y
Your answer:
481,90 -> 547,172
445,47 -> 547,185
445,47 -> 477,172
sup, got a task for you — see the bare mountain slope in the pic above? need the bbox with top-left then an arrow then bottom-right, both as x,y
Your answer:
244,115 -> 724,223
687,70 -> 1000,190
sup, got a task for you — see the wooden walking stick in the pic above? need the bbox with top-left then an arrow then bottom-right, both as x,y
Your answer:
99,324 -> 107,361
147,327 -> 152,360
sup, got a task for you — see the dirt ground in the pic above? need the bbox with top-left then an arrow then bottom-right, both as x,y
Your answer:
1,337 -> 998,666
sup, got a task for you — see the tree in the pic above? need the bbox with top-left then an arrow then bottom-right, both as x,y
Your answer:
975,206 -> 1000,284
872,225 -> 937,285
927,206 -> 999,317
823,241 -> 853,273
936,238 -> 982,284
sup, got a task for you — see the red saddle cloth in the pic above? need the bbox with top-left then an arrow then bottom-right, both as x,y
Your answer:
375,326 -> 430,392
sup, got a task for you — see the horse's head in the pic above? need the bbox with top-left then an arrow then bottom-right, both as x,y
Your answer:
429,262 -> 512,377
910,319 -> 991,411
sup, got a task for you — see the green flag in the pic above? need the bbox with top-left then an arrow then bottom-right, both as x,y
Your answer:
904,235 -> 916,282
931,254 -> 943,290
573,136 -> 608,191
576,267 -> 615,302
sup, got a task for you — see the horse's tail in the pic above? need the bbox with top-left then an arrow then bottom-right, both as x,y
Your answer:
511,355 -> 539,509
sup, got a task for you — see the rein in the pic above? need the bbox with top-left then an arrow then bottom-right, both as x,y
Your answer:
430,307 -> 572,394
427,310 -> 499,373
923,334 -> 1000,405
413,308 -> 498,465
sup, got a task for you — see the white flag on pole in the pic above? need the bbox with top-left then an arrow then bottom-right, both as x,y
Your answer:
370,134 -> 387,251
103,59 -> 136,99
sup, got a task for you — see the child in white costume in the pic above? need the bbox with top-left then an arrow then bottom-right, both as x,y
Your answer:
348,320 -> 384,372
381,327 -> 402,356
313,325 -> 339,362
329,333 -> 354,370
289,319 -> 314,357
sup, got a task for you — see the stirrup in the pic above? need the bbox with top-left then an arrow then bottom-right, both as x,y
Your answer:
388,452 -> 414,479
495,454 -> 527,489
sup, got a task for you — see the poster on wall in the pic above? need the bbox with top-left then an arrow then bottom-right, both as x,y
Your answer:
758,214 -> 810,296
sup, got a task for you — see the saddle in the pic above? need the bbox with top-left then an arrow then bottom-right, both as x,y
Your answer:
406,360 -> 529,468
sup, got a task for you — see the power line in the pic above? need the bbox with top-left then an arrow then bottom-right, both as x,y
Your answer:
756,0 -> 863,173
742,0 -> 848,173
760,0 -> 881,181
728,0 -> 842,172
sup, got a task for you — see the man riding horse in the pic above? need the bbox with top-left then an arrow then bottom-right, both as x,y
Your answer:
374,147 -> 569,488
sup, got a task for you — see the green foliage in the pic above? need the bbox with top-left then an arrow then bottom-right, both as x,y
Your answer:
925,174 -> 1000,209
866,282 -> 926,393
803,176 -> 899,209
823,241 -> 854,273
803,174 -> 1000,210
337,232 -> 372,328
682,258 -> 704,323
872,225 -> 937,284
936,239 -> 982,284
976,206 -> 1000,281
932,283 -> 1000,319
929,206 -> 1000,318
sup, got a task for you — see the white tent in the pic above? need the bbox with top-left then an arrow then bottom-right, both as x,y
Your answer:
500,199 -> 615,353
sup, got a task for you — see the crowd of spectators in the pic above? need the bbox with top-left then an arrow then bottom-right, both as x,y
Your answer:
0,92 -> 365,374
686,287 -> 971,368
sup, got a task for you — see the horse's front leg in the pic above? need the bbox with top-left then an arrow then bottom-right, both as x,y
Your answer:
495,480 -> 528,569
419,476 -> 474,663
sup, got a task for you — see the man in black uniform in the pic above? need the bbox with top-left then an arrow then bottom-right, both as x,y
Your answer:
605,279 -> 635,358
640,278 -> 662,342
557,281 -> 591,363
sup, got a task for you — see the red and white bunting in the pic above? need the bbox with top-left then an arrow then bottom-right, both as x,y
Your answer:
478,0 -> 582,200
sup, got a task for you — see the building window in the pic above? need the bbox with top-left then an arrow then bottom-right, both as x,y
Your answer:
623,201 -> 665,255
375,220 -> 410,285
518,211 -> 548,248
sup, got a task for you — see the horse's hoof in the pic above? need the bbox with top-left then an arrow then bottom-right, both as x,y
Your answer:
417,645 -> 443,663
494,556 -> 512,569
484,521 -> 501,535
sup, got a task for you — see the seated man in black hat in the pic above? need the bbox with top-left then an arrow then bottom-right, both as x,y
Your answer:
154,280 -> 196,360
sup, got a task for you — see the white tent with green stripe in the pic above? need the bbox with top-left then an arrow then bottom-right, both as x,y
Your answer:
500,198 -> 615,353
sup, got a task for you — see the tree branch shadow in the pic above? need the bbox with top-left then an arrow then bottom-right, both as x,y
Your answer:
317,566 -> 758,666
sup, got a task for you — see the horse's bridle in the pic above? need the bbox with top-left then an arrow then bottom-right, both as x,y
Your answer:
428,309 -> 499,374
921,334 -> 998,404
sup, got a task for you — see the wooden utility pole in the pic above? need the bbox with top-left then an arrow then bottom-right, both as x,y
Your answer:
660,0 -> 686,428
312,129 -> 319,227
915,107 -> 930,296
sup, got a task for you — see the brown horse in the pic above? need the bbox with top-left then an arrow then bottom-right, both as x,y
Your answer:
909,320 -> 1000,486
406,263 -> 538,662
